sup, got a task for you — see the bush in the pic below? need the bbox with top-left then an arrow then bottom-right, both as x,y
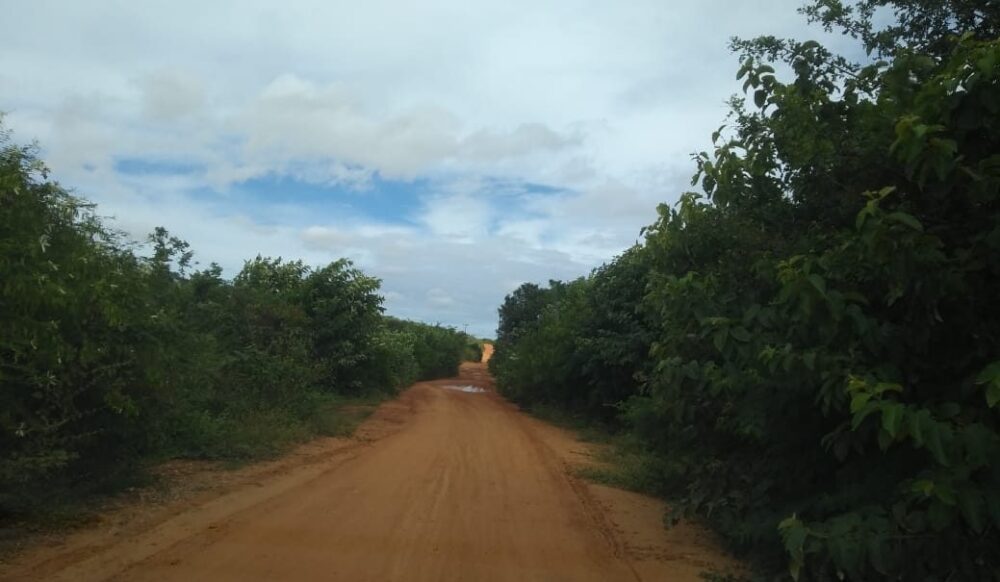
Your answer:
492,3 -> 1000,579
1,135 -> 156,513
385,318 -> 466,380
0,123 -> 470,516
462,338 -> 484,362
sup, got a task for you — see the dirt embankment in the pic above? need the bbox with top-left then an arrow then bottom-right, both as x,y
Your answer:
1,362 -> 737,582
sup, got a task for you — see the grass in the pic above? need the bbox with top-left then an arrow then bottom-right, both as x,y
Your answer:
0,468 -> 155,560
0,392 -> 389,559
536,413 -> 753,582
522,403 -> 680,499
524,402 -> 615,444
573,445 -> 667,494
169,391 -> 390,465
307,394 -> 383,437
523,403 -> 674,496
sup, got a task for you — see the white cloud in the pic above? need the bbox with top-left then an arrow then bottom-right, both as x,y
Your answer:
229,74 -> 584,184
0,0 -> 860,336
426,288 -> 456,307
139,69 -> 206,121
462,123 -> 580,161
418,192 -> 493,242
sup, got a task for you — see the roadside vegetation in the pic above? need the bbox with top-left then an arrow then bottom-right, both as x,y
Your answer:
0,129 -> 469,520
491,1 -> 1000,579
461,337 -> 491,363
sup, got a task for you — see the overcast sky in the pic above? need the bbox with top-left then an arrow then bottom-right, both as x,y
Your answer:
1,0 -> 853,337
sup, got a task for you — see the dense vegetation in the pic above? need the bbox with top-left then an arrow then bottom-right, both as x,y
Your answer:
461,337 -> 488,363
0,129 -> 469,517
491,1 -> 1000,579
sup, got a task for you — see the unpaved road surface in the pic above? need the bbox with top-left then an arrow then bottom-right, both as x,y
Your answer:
3,363 -> 736,581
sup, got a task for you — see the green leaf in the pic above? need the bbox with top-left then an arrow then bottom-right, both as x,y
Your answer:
855,205 -> 872,233
851,402 -> 878,430
713,329 -> 727,352
958,490 -> 986,533
778,516 -> 807,581
754,89 -> 767,108
736,57 -> 752,80
928,501 -> 953,531
923,419 -> 950,466
874,185 -> 896,200
886,211 -> 924,232
807,274 -> 826,296
850,392 -> 871,414
877,429 -> 893,451
987,383 -> 1000,409
912,479 -> 934,496
975,361 -> 1000,407
907,410 -> 926,447
881,402 -> 904,438
867,535 -> 889,575
976,361 -> 1000,384
730,326 -> 751,342
874,382 -> 902,396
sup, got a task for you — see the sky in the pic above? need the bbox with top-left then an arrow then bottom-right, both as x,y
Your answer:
1,0 -> 856,337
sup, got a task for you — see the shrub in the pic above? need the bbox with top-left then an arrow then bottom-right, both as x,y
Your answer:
492,3 -> 1000,578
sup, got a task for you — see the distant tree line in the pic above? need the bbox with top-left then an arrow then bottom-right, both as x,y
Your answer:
0,129 -> 469,516
491,1 -> 1000,579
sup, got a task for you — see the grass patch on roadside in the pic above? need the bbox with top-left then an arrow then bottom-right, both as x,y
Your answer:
573,443 -> 670,496
525,403 -> 615,444
0,393 -> 389,559
523,404 -> 674,498
307,394 -> 383,438
0,468 -> 155,560
169,391 -> 390,466
523,404 -> 673,497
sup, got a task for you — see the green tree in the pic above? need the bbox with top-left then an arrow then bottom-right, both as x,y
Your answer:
492,2 -> 1000,578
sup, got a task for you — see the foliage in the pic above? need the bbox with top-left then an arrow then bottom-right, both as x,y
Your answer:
0,126 -> 468,516
492,2 -> 1000,579
385,318 -> 467,380
491,248 -> 654,425
1,134 -> 155,509
462,338 -> 485,362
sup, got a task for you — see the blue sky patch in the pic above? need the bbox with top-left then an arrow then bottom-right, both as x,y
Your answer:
222,173 -> 429,226
114,157 -> 205,176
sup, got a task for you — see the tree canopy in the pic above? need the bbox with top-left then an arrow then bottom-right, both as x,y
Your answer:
491,1 -> 1000,579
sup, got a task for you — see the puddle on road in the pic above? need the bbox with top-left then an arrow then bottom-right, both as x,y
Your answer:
441,385 -> 487,393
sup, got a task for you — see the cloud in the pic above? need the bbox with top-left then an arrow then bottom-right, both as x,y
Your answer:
0,0 -> 861,336
236,75 -> 461,181
418,191 -> 493,242
426,288 -> 456,307
230,74 -> 583,185
139,69 -> 206,121
462,123 -> 580,161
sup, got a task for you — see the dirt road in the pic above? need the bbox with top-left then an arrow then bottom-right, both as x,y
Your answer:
4,363 -> 735,581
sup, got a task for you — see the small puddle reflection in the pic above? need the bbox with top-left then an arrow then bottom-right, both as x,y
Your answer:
442,385 -> 486,393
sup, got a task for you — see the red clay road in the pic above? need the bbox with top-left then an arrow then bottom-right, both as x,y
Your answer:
2,362 -> 736,581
